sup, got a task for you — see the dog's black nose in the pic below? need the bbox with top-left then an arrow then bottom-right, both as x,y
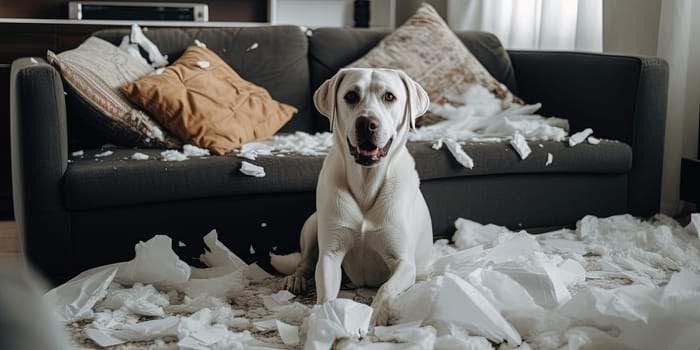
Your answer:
356,116 -> 380,133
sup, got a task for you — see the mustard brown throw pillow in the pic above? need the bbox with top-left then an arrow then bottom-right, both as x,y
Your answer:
347,3 -> 523,126
121,45 -> 297,155
47,36 -> 181,148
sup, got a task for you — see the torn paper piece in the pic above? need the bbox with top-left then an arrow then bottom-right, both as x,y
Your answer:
587,136 -> 601,145
568,128 -> 594,147
270,252 -> 302,275
131,152 -> 149,160
305,299 -> 374,350
116,235 -> 191,288
247,42 -> 259,51
196,60 -> 210,68
98,283 -> 169,317
250,244 -> 256,254
545,152 -> 553,166
130,24 -> 168,67
95,150 -> 113,158
166,295 -> 227,314
374,321 -> 437,349
45,266 -> 118,322
430,245 -> 484,277
263,290 -> 295,311
432,139 -> 444,150
276,320 -> 300,346
685,213 -> 700,238
246,262 -> 273,281
30,57 -> 38,64
194,229 -> 247,276
239,142 -> 273,160
181,269 -> 247,299
71,150 -> 84,157
444,138 -> 474,169
391,278 -> 443,324
194,39 -> 206,48
183,144 -> 210,157
466,268 -> 541,316
161,150 -> 188,161
85,327 -> 127,347
430,273 -> 521,345
510,132 -> 531,159
240,161 -> 265,177
253,319 -> 277,331
495,264 -> 572,309
89,316 -> 179,345
452,218 -> 518,250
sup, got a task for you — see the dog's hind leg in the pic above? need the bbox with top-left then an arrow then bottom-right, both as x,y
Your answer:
282,212 -> 318,294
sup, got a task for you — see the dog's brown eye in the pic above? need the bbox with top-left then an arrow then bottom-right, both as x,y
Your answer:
384,92 -> 396,102
344,91 -> 359,104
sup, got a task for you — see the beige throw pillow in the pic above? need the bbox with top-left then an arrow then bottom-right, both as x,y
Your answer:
47,36 -> 180,148
121,46 -> 297,155
347,3 -> 523,126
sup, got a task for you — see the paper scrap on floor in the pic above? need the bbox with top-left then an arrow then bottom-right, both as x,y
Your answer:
49,212 -> 700,349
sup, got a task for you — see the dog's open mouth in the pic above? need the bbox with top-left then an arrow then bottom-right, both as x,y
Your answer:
348,137 -> 393,166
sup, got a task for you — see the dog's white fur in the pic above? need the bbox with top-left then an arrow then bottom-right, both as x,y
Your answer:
282,68 -> 432,325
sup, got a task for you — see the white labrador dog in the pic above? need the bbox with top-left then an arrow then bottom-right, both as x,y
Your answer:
283,68 -> 432,325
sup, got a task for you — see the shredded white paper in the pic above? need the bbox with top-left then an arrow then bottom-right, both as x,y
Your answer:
94,150 -> 113,158
131,152 -> 149,160
240,161 -> 265,177
196,60 -> 210,69
545,153 -> 553,166
72,150 -> 84,157
568,128 -> 594,147
161,150 -> 188,162
509,132 -> 531,160
587,136 -> 601,145
182,144 -> 210,157
51,212 -> 700,350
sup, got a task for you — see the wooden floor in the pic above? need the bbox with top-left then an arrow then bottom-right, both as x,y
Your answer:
0,221 -> 18,262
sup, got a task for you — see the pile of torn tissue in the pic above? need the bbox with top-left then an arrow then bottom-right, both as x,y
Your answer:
47,213 -> 700,349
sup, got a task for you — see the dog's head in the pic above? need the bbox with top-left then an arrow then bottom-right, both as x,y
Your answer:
313,68 -> 429,167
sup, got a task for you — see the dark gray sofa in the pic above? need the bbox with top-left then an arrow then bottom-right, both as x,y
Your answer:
10,26 -> 668,285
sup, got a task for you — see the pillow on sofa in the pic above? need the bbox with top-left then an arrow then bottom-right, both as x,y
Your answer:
347,3 -> 523,126
121,45 -> 297,155
47,36 -> 181,148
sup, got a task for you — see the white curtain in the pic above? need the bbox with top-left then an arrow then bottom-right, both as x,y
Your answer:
446,0 -> 602,51
657,0 -> 700,214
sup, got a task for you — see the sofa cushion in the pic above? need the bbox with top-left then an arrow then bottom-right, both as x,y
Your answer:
93,26 -> 313,133
346,4 -> 522,125
47,36 -> 180,148
309,27 -> 519,130
63,140 -> 632,210
121,45 -> 297,155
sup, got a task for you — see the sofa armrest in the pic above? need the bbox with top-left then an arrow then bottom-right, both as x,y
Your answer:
11,58 -> 72,284
508,51 -> 668,217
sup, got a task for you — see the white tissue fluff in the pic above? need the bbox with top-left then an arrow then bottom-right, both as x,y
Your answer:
131,152 -> 149,160
240,161 -> 265,177
116,235 -> 191,288
196,60 -> 210,69
509,132 -> 531,159
130,24 -> 168,67
305,299 -> 373,350
444,138 -> 474,169
161,150 -> 188,161
568,128 -> 594,147
182,144 -> 210,157
52,212 -> 700,349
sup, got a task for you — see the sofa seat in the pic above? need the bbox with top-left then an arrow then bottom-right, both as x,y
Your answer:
63,139 -> 632,211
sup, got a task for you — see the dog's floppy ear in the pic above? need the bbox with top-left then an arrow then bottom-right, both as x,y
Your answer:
313,69 -> 347,131
397,70 -> 429,130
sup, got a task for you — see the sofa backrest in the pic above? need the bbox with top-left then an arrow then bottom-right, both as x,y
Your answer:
93,26 -> 313,134
307,28 -> 519,131
82,26 -> 516,140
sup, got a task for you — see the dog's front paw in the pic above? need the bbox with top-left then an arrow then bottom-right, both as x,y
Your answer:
370,295 -> 390,327
281,272 -> 307,294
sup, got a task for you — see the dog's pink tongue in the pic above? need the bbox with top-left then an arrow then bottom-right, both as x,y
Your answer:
357,147 -> 380,157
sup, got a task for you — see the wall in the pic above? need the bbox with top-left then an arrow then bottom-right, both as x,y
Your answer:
602,0 -> 662,56
395,0 -> 446,26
